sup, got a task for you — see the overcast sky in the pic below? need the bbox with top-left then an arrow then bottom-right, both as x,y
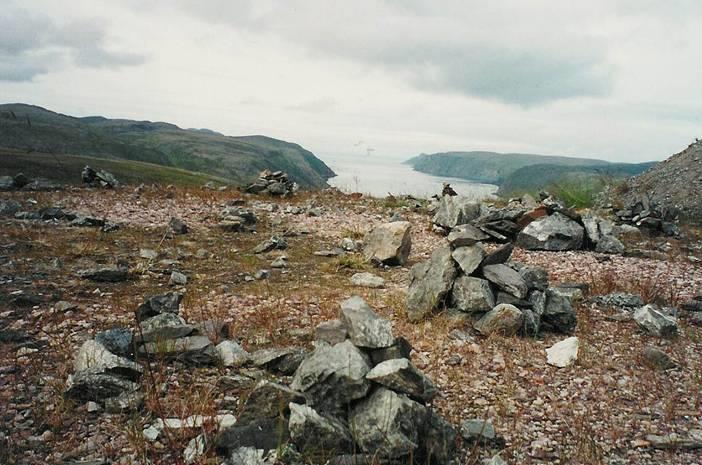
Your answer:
2,0 -> 701,162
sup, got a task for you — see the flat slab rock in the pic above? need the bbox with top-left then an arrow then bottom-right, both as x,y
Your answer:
482,264 -> 528,299
366,357 -> 437,402
350,272 -> 385,289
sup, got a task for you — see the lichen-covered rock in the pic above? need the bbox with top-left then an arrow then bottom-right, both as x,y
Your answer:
340,296 -> 394,349
433,196 -> 482,229
216,340 -> 251,368
350,272 -> 385,288
363,221 -> 411,266
139,335 -> 217,365
406,246 -> 458,322
517,212 -> 584,251
288,403 -> 353,454
451,276 -> 495,313
136,313 -> 193,342
451,244 -> 485,275
366,358 -> 437,402
634,305 -> 678,338
315,319 -> 348,345
291,340 -> 371,415
474,304 -> 524,337
349,387 -> 427,458
73,340 -> 142,380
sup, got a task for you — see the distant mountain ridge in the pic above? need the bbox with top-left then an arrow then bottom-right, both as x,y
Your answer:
0,103 -> 335,188
405,151 -> 655,194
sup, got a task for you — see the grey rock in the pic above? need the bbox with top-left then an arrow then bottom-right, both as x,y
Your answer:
169,217 -> 189,234
349,387 -> 427,458
340,296 -> 394,348
406,246 -> 458,322
511,263 -> 549,291
474,304 -> 524,337
216,340 -> 250,368
363,221 -> 411,266
291,340 -> 371,415
136,313 -> 193,342
460,418 -> 495,443
350,272 -> 385,288
517,212 -> 585,251
139,248 -> 158,260
169,270 -> 188,286
224,447 -> 266,465
433,196 -> 482,229
238,381 -> 306,424
482,243 -> 513,266
596,235 -> 625,254
366,358 -> 437,402
252,236 -> 287,254
539,288 -> 577,334
315,319 -> 348,345
105,391 -> 145,413
591,292 -> 644,309
451,243 -> 485,275
0,199 -> 21,215
451,276 -> 495,313
66,372 -> 141,402
0,176 -> 15,190
94,328 -> 133,356
139,335 -> 217,365
447,224 -> 489,247
495,291 -> 532,308
288,403 -> 354,453
136,292 -> 183,321
270,256 -> 287,268
73,340 -> 142,380
250,347 -> 306,375
367,337 -> 413,365
77,264 -> 129,282
482,264 -> 528,299
643,346 -> 677,370
421,410 -> 457,465
339,237 -> 357,252
634,305 -> 678,338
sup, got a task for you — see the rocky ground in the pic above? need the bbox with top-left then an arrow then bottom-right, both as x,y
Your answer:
1,185 -> 701,465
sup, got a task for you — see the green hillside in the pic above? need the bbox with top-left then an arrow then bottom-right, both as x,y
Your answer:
498,161 -> 656,195
0,148 -> 231,187
0,103 -> 335,188
405,151 -> 608,185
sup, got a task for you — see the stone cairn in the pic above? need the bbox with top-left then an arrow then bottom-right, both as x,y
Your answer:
81,165 -> 119,188
216,296 -> 456,465
245,170 -> 296,197
406,230 -> 578,335
429,192 -> 627,254
614,193 -> 680,237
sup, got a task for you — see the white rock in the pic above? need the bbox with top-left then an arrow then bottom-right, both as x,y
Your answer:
216,340 -> 250,368
546,336 -> 579,367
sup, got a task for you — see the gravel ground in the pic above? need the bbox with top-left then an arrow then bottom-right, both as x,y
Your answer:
1,187 -> 701,465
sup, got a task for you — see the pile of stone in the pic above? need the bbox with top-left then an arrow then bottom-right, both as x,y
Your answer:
81,165 -> 119,188
65,331 -> 144,413
0,172 -> 61,191
218,204 -> 258,232
614,194 -> 680,237
135,292 -> 218,365
430,193 -> 626,254
6,204 -> 117,231
406,237 -> 577,336
245,170 -> 296,197
216,296 -> 456,465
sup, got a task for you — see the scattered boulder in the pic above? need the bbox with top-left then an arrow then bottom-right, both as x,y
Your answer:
546,336 -> 579,367
169,217 -> 189,234
460,419 -> 496,444
169,270 -> 188,286
634,305 -> 678,338
252,236 -> 287,254
0,199 -> 21,216
363,221 -> 411,266
642,346 -> 677,371
77,264 -> 129,282
350,272 -> 385,289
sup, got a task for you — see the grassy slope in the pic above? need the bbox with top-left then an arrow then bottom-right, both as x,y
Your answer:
498,161 -> 657,196
0,103 -> 335,188
0,148 -> 231,187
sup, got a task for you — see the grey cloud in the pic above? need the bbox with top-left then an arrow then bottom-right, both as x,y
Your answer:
163,0 -> 615,106
286,97 -> 338,113
0,4 -> 146,81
